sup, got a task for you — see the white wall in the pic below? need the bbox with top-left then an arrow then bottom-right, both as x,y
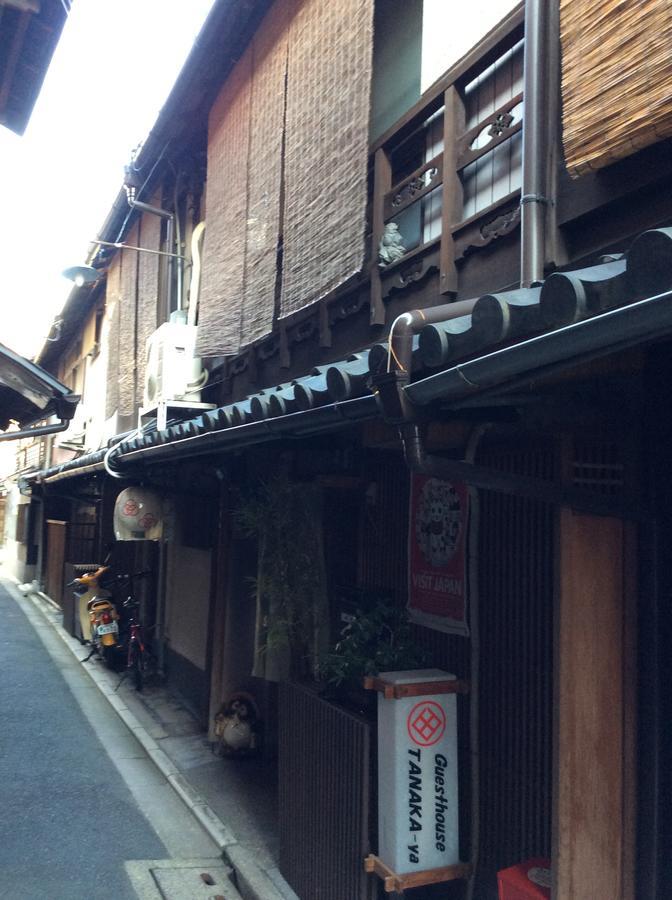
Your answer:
421,0 -> 518,91
164,542 -> 211,670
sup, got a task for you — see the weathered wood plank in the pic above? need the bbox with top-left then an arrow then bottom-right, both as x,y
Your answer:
554,511 -> 636,900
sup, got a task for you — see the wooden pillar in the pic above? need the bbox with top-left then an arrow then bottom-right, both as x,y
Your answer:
370,147 -> 391,326
207,485 -> 231,739
554,511 -> 636,900
440,85 -> 465,295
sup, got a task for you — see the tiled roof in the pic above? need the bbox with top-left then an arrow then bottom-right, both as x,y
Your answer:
35,226 -> 672,483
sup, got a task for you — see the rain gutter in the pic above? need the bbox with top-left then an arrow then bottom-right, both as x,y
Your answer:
114,395 -> 378,467
404,288 -> 672,407
42,460 -> 106,484
381,290 -> 672,520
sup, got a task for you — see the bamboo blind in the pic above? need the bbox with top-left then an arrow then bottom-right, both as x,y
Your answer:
240,0 -> 289,346
196,47 -> 252,357
196,0 -> 374,356
104,253 -> 121,419
137,206 -> 161,403
118,222 -> 139,417
561,0 -> 672,177
280,0 -> 374,318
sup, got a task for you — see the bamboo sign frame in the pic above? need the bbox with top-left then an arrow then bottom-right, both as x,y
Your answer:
561,0 -> 672,177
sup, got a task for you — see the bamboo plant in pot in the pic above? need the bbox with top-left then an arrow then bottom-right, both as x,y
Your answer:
318,598 -> 427,714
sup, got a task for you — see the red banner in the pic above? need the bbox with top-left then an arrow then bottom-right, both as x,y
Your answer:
408,474 -> 470,635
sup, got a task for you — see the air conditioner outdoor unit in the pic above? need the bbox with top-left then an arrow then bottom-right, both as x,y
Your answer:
143,322 -> 207,409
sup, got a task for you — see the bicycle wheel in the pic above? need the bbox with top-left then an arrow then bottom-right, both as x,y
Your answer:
129,644 -> 144,692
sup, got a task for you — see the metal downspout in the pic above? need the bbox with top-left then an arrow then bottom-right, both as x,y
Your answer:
164,215 -> 175,319
173,176 -> 184,315
520,0 -> 549,288
379,301 -> 479,420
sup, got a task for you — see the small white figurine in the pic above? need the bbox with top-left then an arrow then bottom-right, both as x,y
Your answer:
378,222 -> 406,266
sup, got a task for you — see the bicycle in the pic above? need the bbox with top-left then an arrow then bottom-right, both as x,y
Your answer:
112,570 -> 154,692
121,596 -> 149,691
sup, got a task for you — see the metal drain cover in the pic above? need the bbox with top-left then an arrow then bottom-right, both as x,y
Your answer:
125,859 -> 243,900
152,864 -> 239,899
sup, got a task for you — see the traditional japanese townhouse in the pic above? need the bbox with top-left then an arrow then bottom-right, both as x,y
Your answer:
19,0 -> 672,897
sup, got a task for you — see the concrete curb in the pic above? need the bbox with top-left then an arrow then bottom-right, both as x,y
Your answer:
8,578 -> 295,900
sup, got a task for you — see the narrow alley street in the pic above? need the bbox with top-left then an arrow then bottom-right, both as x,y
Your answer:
0,579 -> 226,900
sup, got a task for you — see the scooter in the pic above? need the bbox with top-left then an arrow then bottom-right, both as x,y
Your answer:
71,566 -> 120,667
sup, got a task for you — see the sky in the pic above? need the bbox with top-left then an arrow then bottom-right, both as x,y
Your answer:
0,0 -> 215,360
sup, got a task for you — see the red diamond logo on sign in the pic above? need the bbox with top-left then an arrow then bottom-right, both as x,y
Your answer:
407,700 -> 446,747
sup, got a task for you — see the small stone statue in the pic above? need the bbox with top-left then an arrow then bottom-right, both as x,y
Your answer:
213,692 -> 259,757
378,222 -> 406,267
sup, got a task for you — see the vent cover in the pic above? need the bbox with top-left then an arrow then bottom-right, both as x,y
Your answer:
572,439 -> 625,496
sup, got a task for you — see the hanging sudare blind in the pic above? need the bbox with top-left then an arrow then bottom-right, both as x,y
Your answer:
196,0 -> 375,358
561,0 -> 672,177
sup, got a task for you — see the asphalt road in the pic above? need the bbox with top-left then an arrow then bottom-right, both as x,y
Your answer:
0,581 -> 177,899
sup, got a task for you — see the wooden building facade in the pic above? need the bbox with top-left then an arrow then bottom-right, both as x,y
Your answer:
13,1 -> 672,897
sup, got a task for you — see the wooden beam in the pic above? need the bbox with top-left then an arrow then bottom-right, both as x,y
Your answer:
440,86 -> 465,295
318,300 -> 331,348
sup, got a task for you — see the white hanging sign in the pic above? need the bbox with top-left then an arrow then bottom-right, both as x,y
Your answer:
376,669 -> 460,875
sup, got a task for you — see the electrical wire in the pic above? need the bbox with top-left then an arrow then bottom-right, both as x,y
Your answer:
103,437 -> 127,479
106,141 -> 172,250
386,313 -> 410,373
103,421 -> 154,479
386,310 -> 425,373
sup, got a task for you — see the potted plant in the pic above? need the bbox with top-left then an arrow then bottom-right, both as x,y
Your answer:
318,598 -> 427,714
